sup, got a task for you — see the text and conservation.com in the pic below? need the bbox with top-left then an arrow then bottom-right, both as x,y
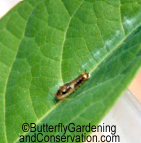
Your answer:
20,123 -> 120,142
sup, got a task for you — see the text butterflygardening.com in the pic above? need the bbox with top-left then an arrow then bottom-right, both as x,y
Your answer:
19,123 -> 120,142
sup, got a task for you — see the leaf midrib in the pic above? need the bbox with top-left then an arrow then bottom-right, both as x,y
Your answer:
90,23 -> 141,74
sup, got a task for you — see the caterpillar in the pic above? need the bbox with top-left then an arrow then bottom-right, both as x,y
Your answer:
55,70 -> 90,100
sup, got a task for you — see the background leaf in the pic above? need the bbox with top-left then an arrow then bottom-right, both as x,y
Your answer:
0,0 -> 141,143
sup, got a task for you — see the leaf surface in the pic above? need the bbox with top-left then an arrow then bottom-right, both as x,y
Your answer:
0,0 -> 141,143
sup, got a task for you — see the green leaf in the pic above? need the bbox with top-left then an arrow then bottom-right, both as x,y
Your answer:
0,0 -> 141,142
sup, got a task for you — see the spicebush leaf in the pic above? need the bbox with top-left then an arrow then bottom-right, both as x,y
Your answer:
0,0 -> 141,143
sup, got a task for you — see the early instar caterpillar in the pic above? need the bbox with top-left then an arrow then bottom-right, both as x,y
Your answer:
55,70 -> 90,100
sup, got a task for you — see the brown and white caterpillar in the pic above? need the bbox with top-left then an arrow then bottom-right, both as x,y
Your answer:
55,70 -> 90,100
